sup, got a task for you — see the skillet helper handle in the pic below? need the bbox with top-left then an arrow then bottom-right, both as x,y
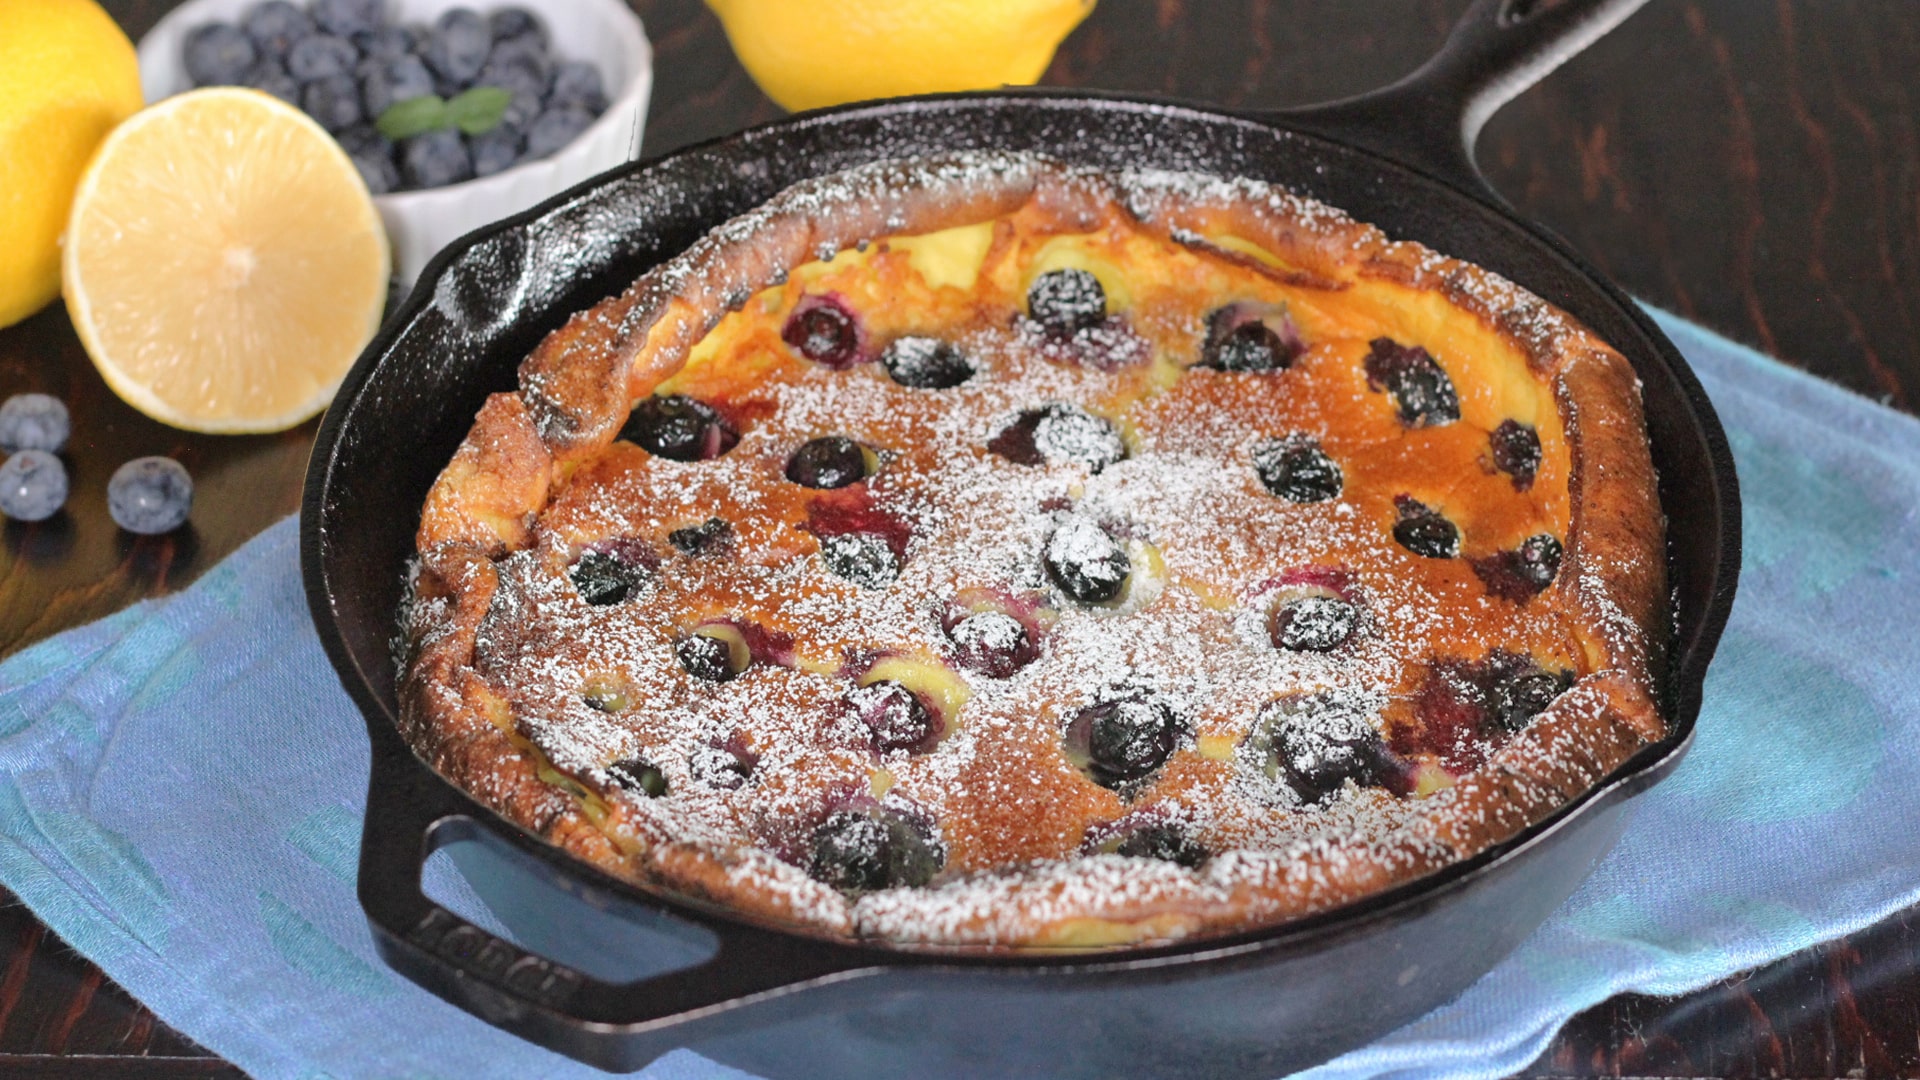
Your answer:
356,748 -> 871,1031
1273,0 -> 1652,190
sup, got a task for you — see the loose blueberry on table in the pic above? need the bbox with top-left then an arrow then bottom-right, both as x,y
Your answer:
0,394 -> 70,455
182,1 -> 613,194
0,451 -> 69,523
106,457 -> 193,535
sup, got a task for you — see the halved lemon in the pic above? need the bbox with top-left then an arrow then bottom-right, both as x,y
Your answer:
63,87 -> 389,434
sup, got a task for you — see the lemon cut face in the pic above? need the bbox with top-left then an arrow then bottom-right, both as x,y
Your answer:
63,87 -> 389,434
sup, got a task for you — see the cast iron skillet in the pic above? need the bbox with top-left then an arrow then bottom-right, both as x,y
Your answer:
301,0 -> 1740,1074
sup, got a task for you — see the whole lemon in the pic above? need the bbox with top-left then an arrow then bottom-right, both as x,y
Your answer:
0,0 -> 142,329
706,0 -> 1096,113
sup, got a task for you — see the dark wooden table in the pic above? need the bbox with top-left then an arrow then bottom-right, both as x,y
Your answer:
0,0 -> 1912,1075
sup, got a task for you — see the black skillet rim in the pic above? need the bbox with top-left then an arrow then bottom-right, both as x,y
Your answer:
301,87 -> 1740,975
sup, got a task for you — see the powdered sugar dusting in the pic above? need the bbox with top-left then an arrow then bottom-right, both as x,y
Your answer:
407,153 -> 1659,947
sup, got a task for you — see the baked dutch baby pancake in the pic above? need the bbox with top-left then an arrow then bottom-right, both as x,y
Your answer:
400,153 -> 1667,948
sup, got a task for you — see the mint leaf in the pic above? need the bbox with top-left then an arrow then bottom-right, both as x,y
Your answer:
445,86 -> 512,136
376,95 -> 448,141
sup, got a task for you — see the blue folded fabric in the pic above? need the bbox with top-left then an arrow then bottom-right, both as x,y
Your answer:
0,308 -> 1915,1080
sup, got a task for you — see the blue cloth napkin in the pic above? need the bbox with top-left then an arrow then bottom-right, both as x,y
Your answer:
0,309 -> 1915,1080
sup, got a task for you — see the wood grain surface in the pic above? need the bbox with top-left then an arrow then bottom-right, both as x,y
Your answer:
0,0 -> 1915,1075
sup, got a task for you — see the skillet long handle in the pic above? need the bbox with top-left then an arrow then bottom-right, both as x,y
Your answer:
1272,0 -> 1652,191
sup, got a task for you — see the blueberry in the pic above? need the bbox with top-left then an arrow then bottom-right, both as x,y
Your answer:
880,336 -> 973,389
523,104 -> 594,160
619,395 -> 740,461
568,548 -> 652,605
1067,695 -> 1180,788
781,295 -> 865,368
360,53 -> 433,117
1254,693 -> 1394,805
488,7 -> 545,43
786,436 -> 869,489
847,680 -> 940,755
242,60 -> 301,106
1112,822 -> 1208,869
1391,496 -> 1458,559
465,127 -> 521,177
688,742 -> 755,789
106,457 -> 192,534
399,128 -> 472,188
242,2 -> 314,59
1026,268 -> 1106,336
302,74 -> 363,132
0,394 -> 70,454
287,33 -> 359,81
677,631 -> 745,683
1364,338 -> 1460,427
987,404 -> 1125,473
1489,420 -> 1542,488
0,451 -> 67,522
310,0 -> 382,39
807,808 -> 942,891
1270,595 -> 1358,652
474,58 -> 546,130
946,611 -> 1034,678
354,24 -> 414,60
487,31 -> 552,80
336,124 -> 398,193
184,23 -> 258,86
818,532 -> 901,589
668,517 -> 732,556
1202,318 -> 1293,373
336,123 -> 387,157
425,8 -> 491,84
606,757 -> 668,798
1252,434 -> 1341,503
1044,515 -> 1129,604
549,60 -> 606,112
1474,533 -> 1563,600
349,146 -> 400,194
1487,662 -> 1573,734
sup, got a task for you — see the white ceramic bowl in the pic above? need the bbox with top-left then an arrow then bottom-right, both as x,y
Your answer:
138,0 -> 652,284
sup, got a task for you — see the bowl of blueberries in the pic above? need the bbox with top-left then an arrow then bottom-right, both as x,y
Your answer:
137,0 -> 652,284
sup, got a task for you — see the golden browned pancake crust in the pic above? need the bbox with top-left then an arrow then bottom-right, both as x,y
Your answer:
401,154 -> 1666,949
